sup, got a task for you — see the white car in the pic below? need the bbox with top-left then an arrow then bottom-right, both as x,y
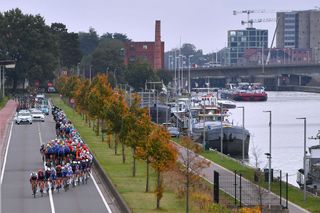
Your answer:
29,109 -> 45,122
15,110 -> 33,124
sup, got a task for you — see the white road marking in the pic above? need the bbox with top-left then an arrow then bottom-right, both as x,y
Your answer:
39,105 -> 112,213
0,121 -> 14,185
38,123 -> 55,213
90,172 -> 113,213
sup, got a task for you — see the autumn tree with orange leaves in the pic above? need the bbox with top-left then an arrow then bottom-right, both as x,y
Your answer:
136,125 -> 177,208
149,126 -> 177,209
125,94 -> 152,176
86,74 -> 113,136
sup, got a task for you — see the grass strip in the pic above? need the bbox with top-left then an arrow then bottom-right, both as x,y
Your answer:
51,95 -> 196,213
0,96 -> 9,110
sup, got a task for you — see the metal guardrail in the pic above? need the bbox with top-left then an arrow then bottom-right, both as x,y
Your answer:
91,153 -> 132,213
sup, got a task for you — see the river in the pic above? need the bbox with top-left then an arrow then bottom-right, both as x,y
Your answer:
228,91 -> 320,186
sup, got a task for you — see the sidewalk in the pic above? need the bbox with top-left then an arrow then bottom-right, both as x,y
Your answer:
0,100 -> 18,169
174,142 -> 310,213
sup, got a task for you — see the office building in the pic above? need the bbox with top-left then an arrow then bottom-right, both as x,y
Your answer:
227,28 -> 268,64
276,10 -> 320,62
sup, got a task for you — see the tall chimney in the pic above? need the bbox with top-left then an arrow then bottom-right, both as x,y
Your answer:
154,20 -> 162,70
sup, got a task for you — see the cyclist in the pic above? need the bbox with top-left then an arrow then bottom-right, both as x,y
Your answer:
61,165 -> 69,191
80,159 -> 87,184
37,169 -> 45,196
40,144 -> 46,162
56,164 -> 62,191
44,168 -> 51,193
50,167 -> 57,191
29,172 -> 38,196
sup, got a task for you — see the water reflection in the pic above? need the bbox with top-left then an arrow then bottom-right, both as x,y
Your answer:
229,92 -> 320,186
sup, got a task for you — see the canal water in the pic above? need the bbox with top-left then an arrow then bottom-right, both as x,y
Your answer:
228,91 -> 320,186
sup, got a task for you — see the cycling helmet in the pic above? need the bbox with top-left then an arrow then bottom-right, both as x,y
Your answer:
31,172 -> 37,177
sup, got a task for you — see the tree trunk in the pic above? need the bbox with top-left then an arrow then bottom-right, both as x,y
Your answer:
156,170 -> 161,209
85,114 -> 88,123
101,120 -> 104,141
145,159 -> 150,192
96,119 -> 99,136
132,148 -> 136,177
114,134 -> 118,155
88,118 -> 91,127
107,134 -> 111,148
121,142 -> 126,163
186,170 -> 190,213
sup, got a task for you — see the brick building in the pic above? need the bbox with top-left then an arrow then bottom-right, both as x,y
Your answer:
124,20 -> 164,70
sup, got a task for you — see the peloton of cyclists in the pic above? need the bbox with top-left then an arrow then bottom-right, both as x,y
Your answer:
30,106 -> 93,197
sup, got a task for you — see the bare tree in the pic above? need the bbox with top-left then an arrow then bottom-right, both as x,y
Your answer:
251,140 -> 269,211
179,136 -> 210,213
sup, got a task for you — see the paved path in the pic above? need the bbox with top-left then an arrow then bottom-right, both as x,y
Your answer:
0,100 -> 18,170
174,142 -> 310,213
1,104 -> 121,213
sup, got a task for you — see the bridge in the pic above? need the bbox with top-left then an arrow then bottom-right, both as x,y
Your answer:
174,63 -> 320,89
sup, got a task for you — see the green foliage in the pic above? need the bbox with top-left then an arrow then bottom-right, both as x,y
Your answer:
91,39 -> 125,77
78,27 -> 99,56
51,23 -> 82,69
0,8 -> 59,89
124,60 -> 157,90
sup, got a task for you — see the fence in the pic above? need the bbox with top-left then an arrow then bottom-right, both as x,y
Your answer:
213,169 -> 289,210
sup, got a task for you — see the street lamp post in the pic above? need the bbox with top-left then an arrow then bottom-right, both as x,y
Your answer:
188,55 -> 193,94
263,110 -> 272,196
77,63 -> 80,77
238,106 -> 245,162
175,54 -> 179,95
89,65 -> 92,84
297,117 -> 307,202
220,105 -> 224,154
0,61 -> 16,99
262,31 -> 267,73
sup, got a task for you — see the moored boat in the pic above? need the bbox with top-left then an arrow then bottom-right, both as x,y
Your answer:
220,82 -> 268,102
190,96 -> 250,157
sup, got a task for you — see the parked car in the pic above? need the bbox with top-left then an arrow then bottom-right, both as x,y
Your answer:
29,108 -> 45,122
15,110 -> 33,125
167,126 -> 180,137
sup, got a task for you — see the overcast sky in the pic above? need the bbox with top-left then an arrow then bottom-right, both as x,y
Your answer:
1,0 -> 319,53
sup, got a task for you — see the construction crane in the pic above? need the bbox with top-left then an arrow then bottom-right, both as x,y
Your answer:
233,10 -> 266,27
241,18 -> 276,28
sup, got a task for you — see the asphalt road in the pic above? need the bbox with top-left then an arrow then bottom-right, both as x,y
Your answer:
1,110 -> 120,213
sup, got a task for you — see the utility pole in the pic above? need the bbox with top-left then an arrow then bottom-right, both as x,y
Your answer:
297,117 -> 307,202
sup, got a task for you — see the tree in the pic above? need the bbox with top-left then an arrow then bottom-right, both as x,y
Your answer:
86,74 -> 113,136
147,126 -> 177,209
73,78 -> 90,117
0,8 -> 59,89
51,23 -> 82,69
78,27 -> 99,56
180,136 -> 210,213
91,39 -> 125,78
124,60 -> 156,90
104,90 -> 128,156
125,94 -> 152,176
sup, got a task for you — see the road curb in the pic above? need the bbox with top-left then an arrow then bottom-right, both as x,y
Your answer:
92,156 -> 132,213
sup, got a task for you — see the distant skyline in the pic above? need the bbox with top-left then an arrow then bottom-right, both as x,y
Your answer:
1,0 -> 319,53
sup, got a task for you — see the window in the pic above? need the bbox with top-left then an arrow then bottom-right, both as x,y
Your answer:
230,31 -> 236,36
143,45 -> 148,49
